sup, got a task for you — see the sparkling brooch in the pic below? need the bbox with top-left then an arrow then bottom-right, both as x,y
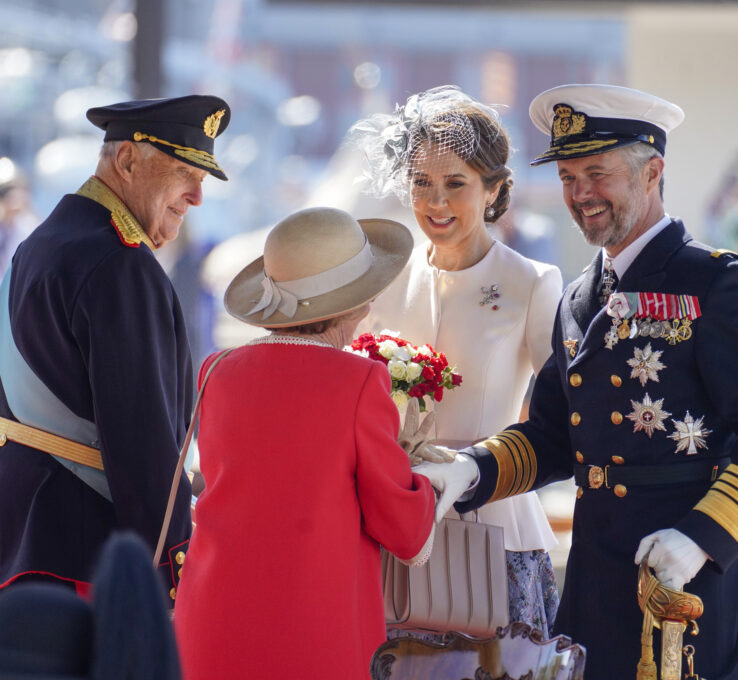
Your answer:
480,284 -> 500,310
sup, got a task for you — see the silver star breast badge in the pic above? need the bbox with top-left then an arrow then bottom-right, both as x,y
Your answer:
627,343 -> 666,387
668,411 -> 711,455
626,393 -> 672,438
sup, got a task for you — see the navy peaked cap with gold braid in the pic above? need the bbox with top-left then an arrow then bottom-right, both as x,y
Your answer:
87,94 -> 230,180
528,84 -> 684,166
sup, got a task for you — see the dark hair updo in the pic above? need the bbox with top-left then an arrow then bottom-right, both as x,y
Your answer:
406,101 -> 513,223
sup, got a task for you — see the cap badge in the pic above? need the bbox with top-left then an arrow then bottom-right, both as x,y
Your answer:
203,109 -> 226,138
552,104 -> 586,140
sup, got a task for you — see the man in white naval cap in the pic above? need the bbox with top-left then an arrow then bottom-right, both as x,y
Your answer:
413,84 -> 738,679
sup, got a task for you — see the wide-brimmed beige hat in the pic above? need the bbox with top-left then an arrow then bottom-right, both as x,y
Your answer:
224,206 -> 413,328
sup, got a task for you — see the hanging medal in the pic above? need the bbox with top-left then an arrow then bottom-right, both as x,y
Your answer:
604,292 -> 637,350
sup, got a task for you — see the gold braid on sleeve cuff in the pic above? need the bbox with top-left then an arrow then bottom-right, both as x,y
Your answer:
477,429 -> 537,504
693,463 -> 738,542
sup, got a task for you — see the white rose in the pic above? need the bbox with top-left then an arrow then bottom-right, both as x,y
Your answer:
405,362 -> 422,381
380,328 -> 400,338
378,339 -> 399,359
390,390 -> 410,411
417,345 -> 433,357
387,359 -> 407,380
392,345 -> 412,362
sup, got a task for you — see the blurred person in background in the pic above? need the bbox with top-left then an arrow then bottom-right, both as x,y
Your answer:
174,207 -> 436,680
418,84 -> 738,680
0,95 -> 229,601
351,85 -> 562,637
705,153 -> 738,250
0,157 -> 38,278
0,532 -> 181,680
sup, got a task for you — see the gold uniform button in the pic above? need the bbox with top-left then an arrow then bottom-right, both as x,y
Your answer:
169,587 -> 177,600
614,484 -> 627,498
175,551 -> 186,565
576,487 -> 583,499
611,411 -> 623,425
611,375 -> 622,387
575,451 -> 584,463
569,373 -> 582,387
611,455 -> 625,465
178,567 -> 183,579
570,412 -> 581,426
0,433 -> 6,446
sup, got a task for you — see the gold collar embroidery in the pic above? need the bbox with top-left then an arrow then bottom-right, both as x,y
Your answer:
76,176 -> 156,251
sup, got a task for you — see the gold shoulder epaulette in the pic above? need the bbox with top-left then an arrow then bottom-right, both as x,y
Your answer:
76,176 -> 156,251
710,248 -> 738,259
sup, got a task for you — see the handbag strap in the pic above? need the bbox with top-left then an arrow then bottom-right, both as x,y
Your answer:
153,348 -> 235,567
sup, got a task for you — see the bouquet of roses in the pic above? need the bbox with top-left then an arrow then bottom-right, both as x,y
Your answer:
347,330 -> 462,412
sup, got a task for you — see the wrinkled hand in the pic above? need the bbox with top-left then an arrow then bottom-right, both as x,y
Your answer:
413,453 -> 479,522
634,528 -> 709,590
399,398 -> 455,465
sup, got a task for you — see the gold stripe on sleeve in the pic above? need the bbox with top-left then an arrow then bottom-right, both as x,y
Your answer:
478,429 -> 537,504
693,464 -> 738,542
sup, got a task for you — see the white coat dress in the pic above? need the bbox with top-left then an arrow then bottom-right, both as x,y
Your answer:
366,238 -> 561,552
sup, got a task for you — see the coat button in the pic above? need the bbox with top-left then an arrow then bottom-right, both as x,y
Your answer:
178,567 -> 183,579
175,551 -> 186,565
575,451 -> 584,463
611,375 -> 623,387
0,433 -> 6,446
611,411 -> 623,425
569,373 -> 582,387
576,487 -> 583,499
571,412 -> 581,426
614,484 -> 627,498
169,587 -> 177,600
611,455 -> 625,464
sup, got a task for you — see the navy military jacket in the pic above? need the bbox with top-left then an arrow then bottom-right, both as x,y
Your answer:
0,181 -> 193,595
459,220 -> 738,680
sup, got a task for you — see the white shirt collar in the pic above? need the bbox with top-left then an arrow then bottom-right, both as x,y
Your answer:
601,214 -> 672,279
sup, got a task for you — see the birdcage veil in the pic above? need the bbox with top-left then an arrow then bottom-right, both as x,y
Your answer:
348,85 -> 511,215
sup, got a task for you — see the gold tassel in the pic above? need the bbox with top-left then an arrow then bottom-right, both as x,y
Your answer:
637,597 -> 658,680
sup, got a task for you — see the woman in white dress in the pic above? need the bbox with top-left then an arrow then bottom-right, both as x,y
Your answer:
351,85 -> 562,636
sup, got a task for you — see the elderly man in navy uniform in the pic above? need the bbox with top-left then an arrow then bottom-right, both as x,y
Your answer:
0,95 -> 230,601
417,84 -> 738,679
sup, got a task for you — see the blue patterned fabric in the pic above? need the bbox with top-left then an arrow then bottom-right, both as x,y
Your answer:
506,549 -> 559,638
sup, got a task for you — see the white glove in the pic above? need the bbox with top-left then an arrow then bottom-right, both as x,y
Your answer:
398,398 -> 455,465
413,453 -> 479,523
634,528 -> 709,590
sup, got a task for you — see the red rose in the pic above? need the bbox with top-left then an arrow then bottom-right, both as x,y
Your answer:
421,366 -> 435,380
408,385 -> 425,399
451,373 -> 463,386
433,387 -> 444,401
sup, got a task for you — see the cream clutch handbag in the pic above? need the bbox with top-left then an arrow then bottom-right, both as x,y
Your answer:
382,515 -> 508,638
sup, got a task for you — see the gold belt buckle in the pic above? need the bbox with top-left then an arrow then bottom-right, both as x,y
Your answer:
588,464 -> 610,489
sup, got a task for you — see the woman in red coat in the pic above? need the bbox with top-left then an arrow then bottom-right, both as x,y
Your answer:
175,207 -> 436,680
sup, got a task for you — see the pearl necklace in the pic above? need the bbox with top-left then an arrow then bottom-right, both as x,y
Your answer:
246,334 -> 333,349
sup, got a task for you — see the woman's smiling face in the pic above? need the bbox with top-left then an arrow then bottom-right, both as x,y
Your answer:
408,141 -> 498,251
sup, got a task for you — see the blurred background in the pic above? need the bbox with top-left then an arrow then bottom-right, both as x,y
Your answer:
3,0 -> 738,583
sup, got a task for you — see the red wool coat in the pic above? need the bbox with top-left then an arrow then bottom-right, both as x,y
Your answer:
175,340 -> 435,680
